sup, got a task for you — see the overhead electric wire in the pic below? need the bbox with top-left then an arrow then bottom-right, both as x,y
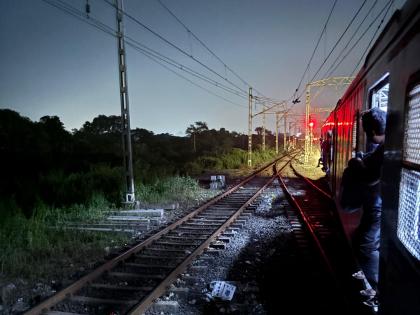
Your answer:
321,0 -> 379,79
154,0 -> 272,101
101,0 -> 250,97
306,0 -> 368,83
144,54 -> 247,109
125,40 -> 247,99
350,0 -> 394,76
324,0 -> 393,78
292,0 -> 338,101
40,0 -> 248,99
294,0 -> 375,101
40,0 -> 248,108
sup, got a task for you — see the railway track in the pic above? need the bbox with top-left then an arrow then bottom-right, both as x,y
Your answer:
25,152 -> 297,315
275,161 -> 374,315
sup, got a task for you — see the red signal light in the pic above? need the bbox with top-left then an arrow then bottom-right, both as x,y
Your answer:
309,122 -> 314,128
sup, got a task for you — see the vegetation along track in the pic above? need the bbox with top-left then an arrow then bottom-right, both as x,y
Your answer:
276,162 -> 374,315
24,152 -> 298,315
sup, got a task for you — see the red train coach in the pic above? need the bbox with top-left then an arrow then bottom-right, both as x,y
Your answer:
322,0 -> 420,314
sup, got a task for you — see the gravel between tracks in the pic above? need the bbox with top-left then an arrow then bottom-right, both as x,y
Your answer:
147,182 -> 293,315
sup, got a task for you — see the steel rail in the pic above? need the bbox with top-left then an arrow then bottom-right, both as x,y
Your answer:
25,153 -> 293,315
290,163 -> 333,199
276,164 -> 355,312
127,154 -> 296,314
275,169 -> 335,275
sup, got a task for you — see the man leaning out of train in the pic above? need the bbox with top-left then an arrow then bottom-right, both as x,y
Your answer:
340,107 -> 386,309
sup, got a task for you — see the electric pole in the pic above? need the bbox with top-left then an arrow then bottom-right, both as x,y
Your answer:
116,0 -> 135,203
248,88 -> 253,167
283,114 -> 287,151
262,104 -> 266,151
289,121 -> 292,146
275,112 -> 279,154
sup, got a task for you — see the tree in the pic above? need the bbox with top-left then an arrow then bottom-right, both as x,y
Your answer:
79,115 -> 122,135
255,126 -> 263,136
185,121 -> 208,152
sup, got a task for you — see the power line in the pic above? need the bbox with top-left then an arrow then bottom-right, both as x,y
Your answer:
101,0 -> 250,97
40,0 -> 248,108
154,0 -> 271,101
125,40 -> 247,101
144,52 -> 247,109
350,0 -> 394,76
295,0 -> 372,102
322,0 -> 379,78
307,0 -> 368,84
40,0 -> 248,98
325,0 -> 393,78
292,0 -> 338,102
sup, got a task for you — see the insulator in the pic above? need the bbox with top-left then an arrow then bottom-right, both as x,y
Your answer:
85,2 -> 91,15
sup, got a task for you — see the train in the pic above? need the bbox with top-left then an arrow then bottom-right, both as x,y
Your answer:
321,0 -> 420,314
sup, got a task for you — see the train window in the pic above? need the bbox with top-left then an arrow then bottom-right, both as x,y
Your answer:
371,83 -> 389,112
397,83 -> 420,260
403,84 -> 420,164
370,73 -> 389,112
351,113 -> 358,158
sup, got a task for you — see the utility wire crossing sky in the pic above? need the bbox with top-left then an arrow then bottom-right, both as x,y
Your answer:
0,0 -> 405,135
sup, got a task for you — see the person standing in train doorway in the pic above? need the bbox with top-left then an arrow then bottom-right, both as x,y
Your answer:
350,107 -> 386,309
321,130 -> 333,175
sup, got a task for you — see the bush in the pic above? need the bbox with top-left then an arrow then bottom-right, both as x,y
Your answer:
39,166 -> 123,207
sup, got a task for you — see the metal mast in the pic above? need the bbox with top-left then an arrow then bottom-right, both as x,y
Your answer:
116,0 -> 135,203
304,76 -> 353,163
262,105 -> 266,151
275,112 -> 279,154
283,114 -> 287,151
248,88 -> 253,167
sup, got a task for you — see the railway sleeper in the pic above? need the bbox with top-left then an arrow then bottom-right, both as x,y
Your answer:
162,235 -> 208,241
183,222 -> 221,227
107,271 -> 165,280
145,247 -> 192,254
46,311 -> 89,315
69,295 -> 137,306
89,283 -> 154,292
152,240 -> 201,247
134,254 -> 184,261
169,230 -> 213,237
122,262 -> 175,270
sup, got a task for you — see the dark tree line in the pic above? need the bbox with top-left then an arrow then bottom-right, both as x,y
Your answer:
0,110 -> 283,216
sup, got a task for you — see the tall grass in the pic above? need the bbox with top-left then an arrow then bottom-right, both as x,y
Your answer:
188,148 -> 282,173
135,176 -> 203,204
0,194 -> 128,278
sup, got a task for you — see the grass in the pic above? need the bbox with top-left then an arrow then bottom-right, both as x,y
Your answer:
0,195 -> 130,279
0,178 -> 213,279
135,176 -> 208,204
188,148 -> 283,176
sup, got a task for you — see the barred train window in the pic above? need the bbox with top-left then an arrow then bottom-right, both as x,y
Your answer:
371,82 -> 389,112
351,114 -> 358,158
397,83 -> 420,260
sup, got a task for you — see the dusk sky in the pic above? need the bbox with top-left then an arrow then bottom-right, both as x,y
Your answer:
0,0 -> 405,135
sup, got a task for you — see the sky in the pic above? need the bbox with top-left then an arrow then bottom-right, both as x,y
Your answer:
0,0 -> 406,136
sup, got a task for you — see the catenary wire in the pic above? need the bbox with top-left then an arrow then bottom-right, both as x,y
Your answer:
101,0 -> 251,97
306,0 -> 368,85
325,0 -> 393,78
350,0 -> 394,76
321,0 -> 379,79
40,0 -> 248,108
292,0 -> 338,101
154,0 -> 272,101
